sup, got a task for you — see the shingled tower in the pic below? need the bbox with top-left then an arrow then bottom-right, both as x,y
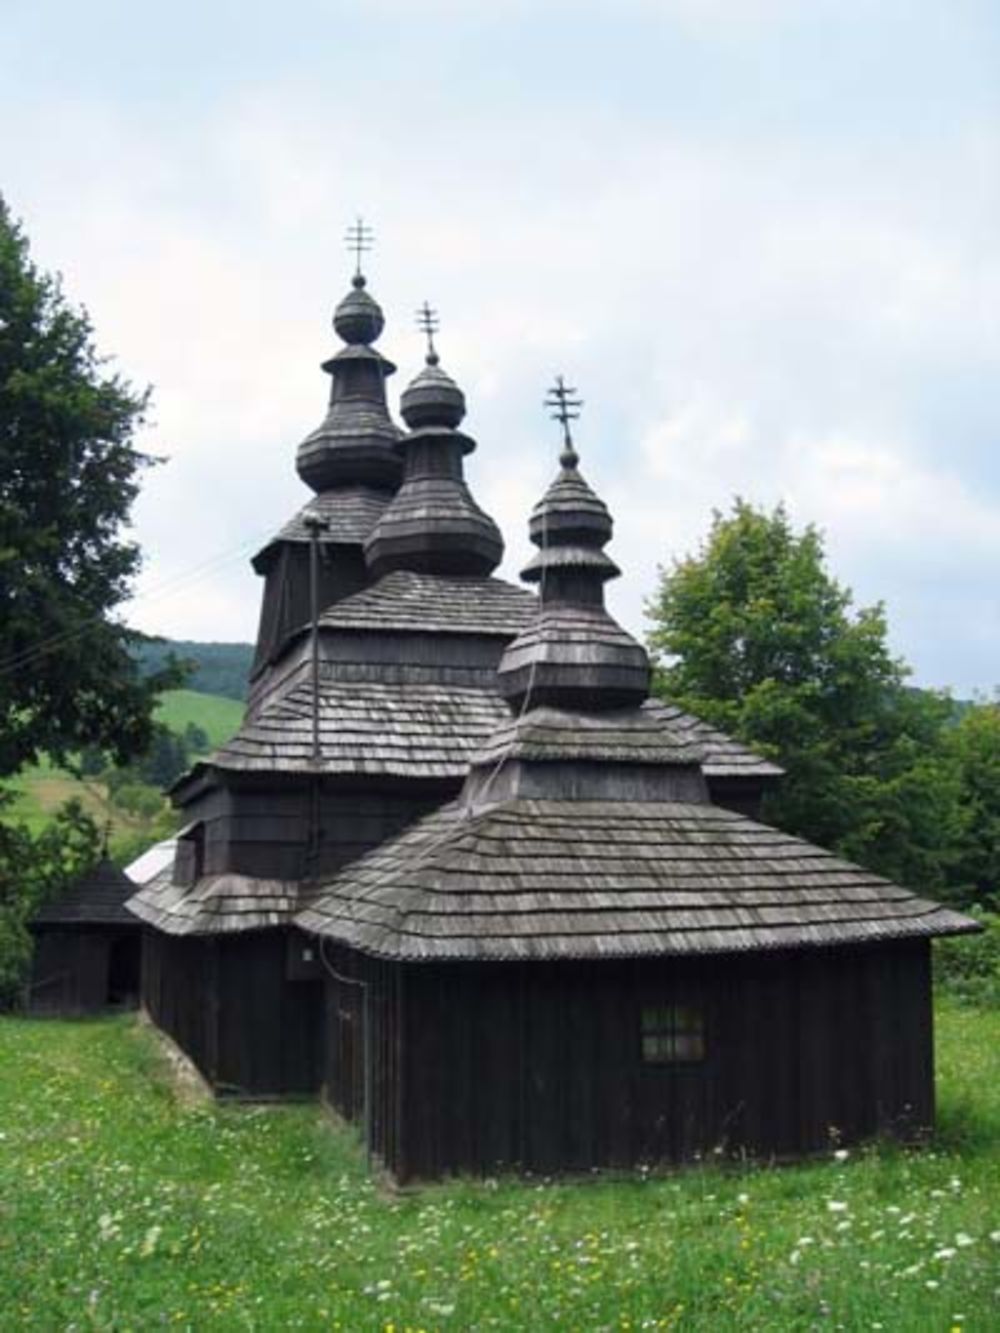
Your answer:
250,221 -> 403,684
364,305 -> 503,577
496,376 -> 649,711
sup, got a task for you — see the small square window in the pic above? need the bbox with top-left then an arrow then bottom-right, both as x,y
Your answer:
640,1003 -> 705,1064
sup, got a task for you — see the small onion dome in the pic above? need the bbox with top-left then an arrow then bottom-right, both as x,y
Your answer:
400,356 -> 467,430
528,465 -> 613,549
496,430 -> 649,712
364,351 -> 503,578
295,273 -> 403,495
333,274 -> 385,346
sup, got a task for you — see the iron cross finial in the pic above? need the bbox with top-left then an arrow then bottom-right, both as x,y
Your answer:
345,216 -> 374,280
416,301 -> 440,365
544,374 -> 583,467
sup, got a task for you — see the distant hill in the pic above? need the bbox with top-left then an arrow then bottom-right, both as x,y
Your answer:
4,687 -> 245,850
134,639 -> 254,701
155,690 -> 244,748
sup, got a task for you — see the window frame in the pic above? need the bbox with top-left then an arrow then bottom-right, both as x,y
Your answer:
639,1001 -> 706,1066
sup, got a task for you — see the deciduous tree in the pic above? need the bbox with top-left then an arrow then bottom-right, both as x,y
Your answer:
647,499 -> 964,894
0,195 -> 174,778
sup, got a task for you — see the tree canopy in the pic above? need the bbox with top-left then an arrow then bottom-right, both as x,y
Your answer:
0,195 -> 173,777
647,499 -> 976,900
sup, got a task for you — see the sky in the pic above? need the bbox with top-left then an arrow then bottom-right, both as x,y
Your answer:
2,0 -> 998,695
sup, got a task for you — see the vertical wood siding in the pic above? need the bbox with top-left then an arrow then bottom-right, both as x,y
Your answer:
319,940 -> 934,1182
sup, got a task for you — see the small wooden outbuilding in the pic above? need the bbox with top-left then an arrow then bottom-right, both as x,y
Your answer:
28,856 -> 141,1014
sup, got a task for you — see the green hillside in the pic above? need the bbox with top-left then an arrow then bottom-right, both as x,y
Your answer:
154,689 -> 244,748
2,688 -> 244,844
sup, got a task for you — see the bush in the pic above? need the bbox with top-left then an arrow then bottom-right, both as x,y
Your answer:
934,911 -> 1000,1007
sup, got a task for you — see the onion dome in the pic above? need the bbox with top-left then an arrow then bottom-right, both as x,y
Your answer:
364,305 -> 504,579
295,271 -> 404,494
496,377 -> 650,712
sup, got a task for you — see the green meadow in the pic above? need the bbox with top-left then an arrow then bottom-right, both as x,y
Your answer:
153,690 -> 244,750
0,1000 -> 997,1331
0,689 -> 243,838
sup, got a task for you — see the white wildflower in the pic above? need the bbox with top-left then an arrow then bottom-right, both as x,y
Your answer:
934,1247 -> 957,1261
926,1279 -> 939,1290
827,1200 -> 848,1213
139,1225 -> 161,1258
833,1148 -> 849,1162
955,1232 -> 974,1247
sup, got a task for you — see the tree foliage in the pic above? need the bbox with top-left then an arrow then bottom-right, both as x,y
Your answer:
647,499 -> 971,898
0,195 -> 174,778
946,701 -> 1000,909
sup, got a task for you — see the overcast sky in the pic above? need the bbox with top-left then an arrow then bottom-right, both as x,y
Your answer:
3,0 -> 998,695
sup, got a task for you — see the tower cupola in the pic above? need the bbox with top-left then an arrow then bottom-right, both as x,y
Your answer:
295,220 -> 403,493
364,303 -> 503,579
496,377 -> 650,711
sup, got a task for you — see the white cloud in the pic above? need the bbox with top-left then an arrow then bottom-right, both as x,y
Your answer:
3,7 -> 998,692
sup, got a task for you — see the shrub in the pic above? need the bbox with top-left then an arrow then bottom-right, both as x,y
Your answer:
934,911 -> 1000,1007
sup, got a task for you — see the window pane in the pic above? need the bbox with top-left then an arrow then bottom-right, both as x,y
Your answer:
640,1003 -> 705,1064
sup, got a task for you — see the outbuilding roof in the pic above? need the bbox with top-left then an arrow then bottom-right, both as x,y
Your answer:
297,797 -> 979,962
31,856 -> 139,928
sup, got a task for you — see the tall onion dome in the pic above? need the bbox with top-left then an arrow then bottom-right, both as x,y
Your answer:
294,272 -> 403,493
249,224 -> 404,684
364,304 -> 503,578
496,377 -> 650,711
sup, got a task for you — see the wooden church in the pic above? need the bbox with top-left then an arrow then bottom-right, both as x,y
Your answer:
128,239 -> 977,1180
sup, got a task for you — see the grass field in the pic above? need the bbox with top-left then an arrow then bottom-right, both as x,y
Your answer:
1,689 -> 243,835
154,689 -> 244,749
0,1002 -> 997,1330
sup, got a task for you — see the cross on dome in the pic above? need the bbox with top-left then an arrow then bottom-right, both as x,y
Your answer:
344,216 -> 374,283
416,301 -> 440,365
545,375 -> 583,468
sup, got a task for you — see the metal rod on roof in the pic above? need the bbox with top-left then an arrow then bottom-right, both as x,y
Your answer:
304,514 -> 329,763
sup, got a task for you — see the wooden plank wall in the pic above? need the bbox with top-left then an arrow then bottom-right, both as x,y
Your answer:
142,931 -> 216,1082
319,950 -> 403,1172
216,932 -> 321,1096
186,782 -> 451,882
29,930 -> 109,1013
368,940 -> 934,1182
28,929 -> 140,1014
143,929 -> 323,1096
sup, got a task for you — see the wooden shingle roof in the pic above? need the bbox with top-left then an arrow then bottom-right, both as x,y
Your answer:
297,798 -> 978,961
207,679 -> 511,778
318,571 -> 537,637
263,487 -> 389,550
470,705 -> 704,767
31,857 -> 138,928
644,699 -> 784,780
127,868 -> 302,936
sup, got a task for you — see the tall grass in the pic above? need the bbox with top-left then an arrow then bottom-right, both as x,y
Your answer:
0,1003 -> 997,1330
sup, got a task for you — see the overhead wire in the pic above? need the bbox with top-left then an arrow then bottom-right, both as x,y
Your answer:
0,521 -> 281,679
